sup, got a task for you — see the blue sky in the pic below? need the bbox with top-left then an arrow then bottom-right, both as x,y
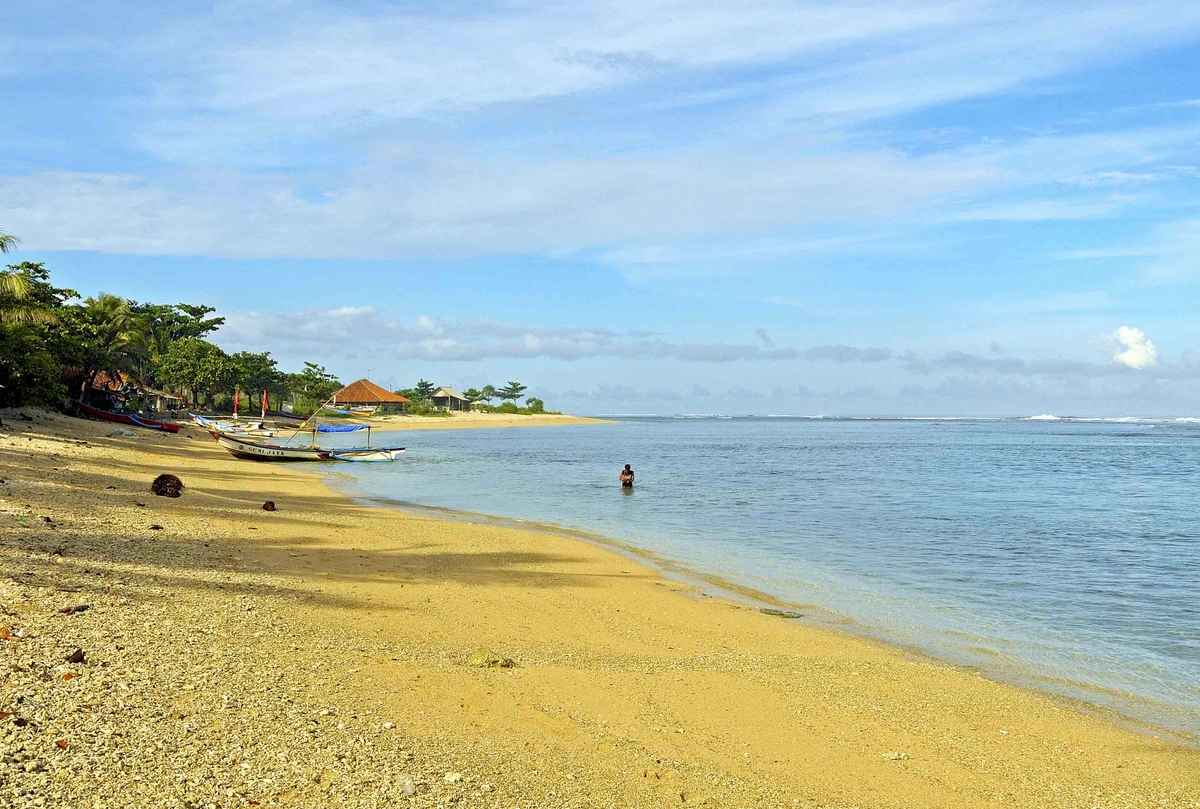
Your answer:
5,1 -> 1200,414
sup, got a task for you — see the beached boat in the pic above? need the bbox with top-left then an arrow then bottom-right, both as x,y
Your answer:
214,432 -> 332,461
348,406 -> 376,418
189,413 -> 277,437
321,404 -> 352,415
78,402 -> 183,433
212,422 -> 404,462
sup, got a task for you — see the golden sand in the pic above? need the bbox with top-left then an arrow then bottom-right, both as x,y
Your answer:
1,410 -> 1197,807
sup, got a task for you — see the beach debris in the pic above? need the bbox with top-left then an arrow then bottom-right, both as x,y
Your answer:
759,608 -> 804,619
105,485 -> 117,489
151,473 -> 184,498
0,627 -> 9,640
59,605 -> 90,615
65,647 -> 85,664
262,500 -> 276,512
107,428 -> 137,437
399,774 -> 417,795
882,752 -> 909,761
444,772 -> 464,783
466,648 -> 516,669
149,524 -> 163,530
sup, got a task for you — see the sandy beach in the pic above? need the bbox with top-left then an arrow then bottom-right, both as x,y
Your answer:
1,409 -> 1197,808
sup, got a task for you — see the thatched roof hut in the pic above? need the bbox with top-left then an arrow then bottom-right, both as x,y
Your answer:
330,379 -> 411,406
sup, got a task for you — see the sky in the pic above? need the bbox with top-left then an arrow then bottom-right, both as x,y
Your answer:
4,1 -> 1200,415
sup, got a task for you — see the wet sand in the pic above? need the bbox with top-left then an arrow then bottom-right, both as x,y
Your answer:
1,409 -> 1197,808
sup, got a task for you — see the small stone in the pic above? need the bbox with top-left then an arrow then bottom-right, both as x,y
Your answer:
382,721 -> 395,729
149,525 -> 163,530
399,774 -> 416,795
66,647 -> 85,664
882,752 -> 909,761
444,772 -> 463,783
262,501 -> 276,512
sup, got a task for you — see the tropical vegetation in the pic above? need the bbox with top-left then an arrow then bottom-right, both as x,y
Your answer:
0,238 -> 560,416
0,249 -> 340,412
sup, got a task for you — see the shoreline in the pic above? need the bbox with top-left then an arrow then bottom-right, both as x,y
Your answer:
3,409 -> 1198,807
334,488 -> 1200,749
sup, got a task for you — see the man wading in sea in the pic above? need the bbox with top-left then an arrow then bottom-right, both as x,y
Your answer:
620,464 -> 635,488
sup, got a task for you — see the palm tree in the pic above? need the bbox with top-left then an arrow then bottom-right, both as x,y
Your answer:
72,294 -> 148,401
0,230 -> 18,255
0,269 -> 58,325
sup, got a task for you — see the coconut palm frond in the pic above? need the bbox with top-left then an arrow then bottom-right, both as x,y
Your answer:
0,305 -> 58,326
0,232 -> 19,254
0,271 -> 32,299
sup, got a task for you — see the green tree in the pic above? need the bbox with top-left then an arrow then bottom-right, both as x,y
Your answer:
0,267 -> 59,326
0,263 -> 78,407
414,379 -> 436,403
0,230 -> 18,254
463,388 -> 483,407
498,381 -> 527,401
64,294 -> 147,402
286,362 -> 341,402
154,338 -> 236,407
230,351 -> 284,410
131,302 -> 226,385
480,384 -> 497,405
524,397 -> 545,413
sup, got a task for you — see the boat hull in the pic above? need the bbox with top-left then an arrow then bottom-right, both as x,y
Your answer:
79,402 -> 182,433
214,433 -> 332,462
330,448 -> 405,462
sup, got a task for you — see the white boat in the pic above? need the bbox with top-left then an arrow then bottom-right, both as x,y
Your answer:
214,432 -> 333,462
190,413 -> 277,437
212,422 -> 404,462
329,447 -> 405,462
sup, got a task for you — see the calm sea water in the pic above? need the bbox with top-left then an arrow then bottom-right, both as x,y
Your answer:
325,416 -> 1200,737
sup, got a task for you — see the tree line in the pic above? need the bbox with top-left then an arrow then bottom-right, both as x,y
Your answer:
0,241 -> 341,412
395,380 -> 545,414
0,236 -> 555,416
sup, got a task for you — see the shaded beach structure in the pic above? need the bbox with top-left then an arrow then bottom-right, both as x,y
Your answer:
328,379 -> 411,416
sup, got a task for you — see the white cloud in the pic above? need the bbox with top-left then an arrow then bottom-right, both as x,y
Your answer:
1111,326 -> 1158,369
217,307 -> 893,363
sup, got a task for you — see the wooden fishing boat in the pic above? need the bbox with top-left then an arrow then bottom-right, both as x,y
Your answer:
214,432 -> 333,461
189,413 -> 276,437
213,422 -> 404,462
78,402 -> 183,433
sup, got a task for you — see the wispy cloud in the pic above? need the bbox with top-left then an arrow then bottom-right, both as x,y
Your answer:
218,308 -> 892,363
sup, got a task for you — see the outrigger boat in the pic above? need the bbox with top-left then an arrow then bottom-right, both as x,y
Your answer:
212,422 -> 404,463
78,402 -> 183,433
189,413 -> 277,437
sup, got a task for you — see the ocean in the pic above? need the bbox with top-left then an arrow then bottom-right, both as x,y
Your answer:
325,416 -> 1200,739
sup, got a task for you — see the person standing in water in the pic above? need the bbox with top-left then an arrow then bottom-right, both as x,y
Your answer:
619,464 -> 635,488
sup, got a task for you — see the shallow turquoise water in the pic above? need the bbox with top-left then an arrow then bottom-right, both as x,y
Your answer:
326,416 -> 1200,737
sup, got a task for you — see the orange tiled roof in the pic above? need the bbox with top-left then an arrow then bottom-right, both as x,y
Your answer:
331,379 -> 411,404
